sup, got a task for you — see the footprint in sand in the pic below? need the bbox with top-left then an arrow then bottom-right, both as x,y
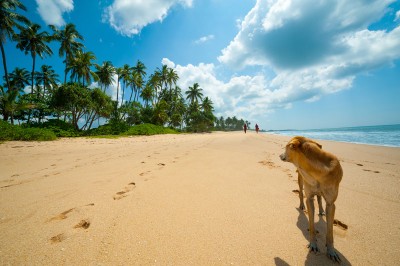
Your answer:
363,169 -> 380,173
74,219 -> 90,229
258,160 -> 276,169
47,203 -> 94,222
48,208 -> 75,222
334,219 -> 348,230
50,233 -> 66,244
113,182 -> 136,200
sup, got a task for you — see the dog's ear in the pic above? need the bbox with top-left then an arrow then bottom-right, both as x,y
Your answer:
289,139 -> 301,149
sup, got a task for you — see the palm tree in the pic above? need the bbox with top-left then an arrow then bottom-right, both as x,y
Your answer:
0,84 -> 33,124
128,71 -> 143,103
120,64 -> 132,104
67,50 -> 97,86
133,60 -> 146,79
15,23 -> 53,95
50,23 -> 84,84
35,65 -> 59,99
201,96 -> 214,113
158,65 -> 169,90
8,67 -> 30,92
0,0 -> 30,92
148,72 -> 162,105
95,61 -> 115,92
141,83 -> 153,107
132,60 -> 146,102
185,82 -> 203,105
167,67 -> 178,94
115,67 -> 124,105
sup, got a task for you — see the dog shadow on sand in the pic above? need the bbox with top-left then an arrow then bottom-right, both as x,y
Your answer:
296,208 -> 351,265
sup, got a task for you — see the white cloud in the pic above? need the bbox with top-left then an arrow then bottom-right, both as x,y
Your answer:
36,0 -> 73,26
103,0 -> 193,37
164,58 -> 329,121
214,0 -> 400,119
395,10 -> 400,21
194,35 -> 215,44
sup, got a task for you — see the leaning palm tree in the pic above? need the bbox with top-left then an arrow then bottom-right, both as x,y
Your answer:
185,82 -> 203,105
95,61 -> 115,92
50,23 -> 84,84
15,23 -> 53,96
0,0 -> 30,92
67,50 -> 97,86
8,67 -> 30,92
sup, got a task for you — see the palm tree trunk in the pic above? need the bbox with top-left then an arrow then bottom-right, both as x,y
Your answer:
129,85 -> 134,103
0,42 -> 11,92
31,54 -> 36,94
28,53 -> 37,124
116,78 -> 120,105
64,54 -> 68,84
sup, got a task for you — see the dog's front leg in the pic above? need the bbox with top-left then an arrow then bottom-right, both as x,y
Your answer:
305,193 -> 319,253
297,172 -> 305,210
326,202 -> 341,262
317,195 -> 325,216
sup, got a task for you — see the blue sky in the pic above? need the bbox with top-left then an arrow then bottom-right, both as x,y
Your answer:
3,0 -> 400,130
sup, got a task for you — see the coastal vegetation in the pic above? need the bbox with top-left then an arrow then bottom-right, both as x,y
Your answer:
0,0 -> 249,141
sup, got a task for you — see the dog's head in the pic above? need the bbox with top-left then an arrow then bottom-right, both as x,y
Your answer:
279,136 -> 322,164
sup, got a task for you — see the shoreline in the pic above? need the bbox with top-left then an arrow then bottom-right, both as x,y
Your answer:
264,131 -> 400,148
1,131 -> 400,265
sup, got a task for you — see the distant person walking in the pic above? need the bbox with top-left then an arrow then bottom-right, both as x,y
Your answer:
243,123 -> 247,134
255,124 -> 259,134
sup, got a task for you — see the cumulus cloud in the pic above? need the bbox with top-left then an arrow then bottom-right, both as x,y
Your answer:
163,58 -> 327,121
214,0 -> 400,118
36,0 -> 74,26
103,0 -> 193,37
194,35 -> 215,44
219,0 -> 398,71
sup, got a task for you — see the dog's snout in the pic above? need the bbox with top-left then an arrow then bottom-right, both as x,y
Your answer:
280,153 -> 286,161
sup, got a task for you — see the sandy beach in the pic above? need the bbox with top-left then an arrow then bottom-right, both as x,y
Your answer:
1,131 -> 400,265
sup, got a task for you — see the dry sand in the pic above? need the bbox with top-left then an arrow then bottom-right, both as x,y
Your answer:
0,131 -> 399,265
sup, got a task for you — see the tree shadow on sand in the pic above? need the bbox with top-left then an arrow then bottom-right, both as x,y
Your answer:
296,208 -> 352,265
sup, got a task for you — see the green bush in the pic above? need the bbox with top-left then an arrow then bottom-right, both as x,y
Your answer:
85,120 -> 129,136
0,120 -> 57,141
123,123 -> 178,136
31,119 -> 81,137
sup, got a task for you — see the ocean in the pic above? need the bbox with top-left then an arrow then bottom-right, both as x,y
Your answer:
266,124 -> 400,147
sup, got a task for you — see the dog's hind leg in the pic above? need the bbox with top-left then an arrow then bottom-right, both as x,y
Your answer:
297,171 -> 305,210
305,188 -> 319,253
317,195 -> 325,216
326,202 -> 341,262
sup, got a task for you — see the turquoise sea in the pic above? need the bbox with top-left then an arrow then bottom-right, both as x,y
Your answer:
267,124 -> 400,147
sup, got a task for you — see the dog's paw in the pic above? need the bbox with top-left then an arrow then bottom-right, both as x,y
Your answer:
327,247 -> 341,263
307,242 -> 319,253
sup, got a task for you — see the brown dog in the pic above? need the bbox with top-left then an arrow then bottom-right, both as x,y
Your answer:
280,136 -> 342,262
